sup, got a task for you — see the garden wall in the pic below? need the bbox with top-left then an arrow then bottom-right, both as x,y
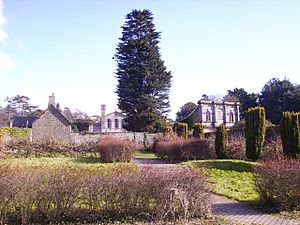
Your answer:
70,132 -> 159,149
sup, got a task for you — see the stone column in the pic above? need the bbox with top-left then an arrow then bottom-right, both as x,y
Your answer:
235,102 -> 240,122
222,101 -> 227,124
101,104 -> 106,132
211,101 -> 216,128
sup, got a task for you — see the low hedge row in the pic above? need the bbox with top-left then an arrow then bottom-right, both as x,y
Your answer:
0,165 -> 211,224
154,138 -> 214,163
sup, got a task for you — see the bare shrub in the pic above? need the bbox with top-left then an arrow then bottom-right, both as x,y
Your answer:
3,139 -> 99,158
150,132 -> 178,153
0,165 -> 211,224
98,137 -> 136,162
260,137 -> 284,161
151,168 -> 211,221
155,138 -> 214,163
254,159 -> 300,211
226,134 -> 246,160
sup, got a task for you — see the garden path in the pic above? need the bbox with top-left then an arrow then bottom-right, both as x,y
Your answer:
134,158 -> 300,225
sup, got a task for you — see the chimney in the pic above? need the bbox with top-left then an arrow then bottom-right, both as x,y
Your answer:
101,104 -> 106,131
48,93 -> 55,107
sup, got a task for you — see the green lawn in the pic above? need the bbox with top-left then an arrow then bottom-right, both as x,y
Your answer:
185,159 -> 259,203
0,155 -> 138,173
135,150 -> 158,159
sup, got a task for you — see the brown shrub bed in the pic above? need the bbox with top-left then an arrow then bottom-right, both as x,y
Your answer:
254,158 -> 300,211
2,139 -> 99,157
0,165 -> 211,224
154,138 -> 214,163
98,137 -> 136,162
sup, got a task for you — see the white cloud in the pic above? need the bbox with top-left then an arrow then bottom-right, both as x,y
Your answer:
16,37 -> 29,52
0,0 -> 15,70
0,0 -> 7,42
0,52 -> 15,69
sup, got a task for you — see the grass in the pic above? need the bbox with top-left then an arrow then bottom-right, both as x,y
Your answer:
0,155 -> 138,173
185,159 -> 259,203
135,150 -> 158,159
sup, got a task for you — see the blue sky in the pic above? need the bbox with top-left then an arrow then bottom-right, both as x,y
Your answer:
0,0 -> 299,119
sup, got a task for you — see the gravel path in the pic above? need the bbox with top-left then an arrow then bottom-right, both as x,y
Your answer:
135,158 -> 300,225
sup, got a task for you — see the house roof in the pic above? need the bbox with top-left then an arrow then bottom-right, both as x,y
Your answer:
105,111 -> 126,118
12,116 -> 37,128
48,104 -> 71,126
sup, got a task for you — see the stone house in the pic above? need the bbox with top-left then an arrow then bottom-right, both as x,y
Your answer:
32,94 -> 71,143
91,104 -> 126,132
186,99 -> 240,132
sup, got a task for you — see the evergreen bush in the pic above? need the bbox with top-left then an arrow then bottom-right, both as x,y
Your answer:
215,125 -> 228,159
280,111 -> 300,157
164,125 -> 173,134
193,123 -> 204,139
174,122 -> 188,139
245,107 -> 266,161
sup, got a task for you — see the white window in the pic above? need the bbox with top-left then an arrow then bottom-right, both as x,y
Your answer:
115,119 -> 119,129
206,109 -> 211,122
107,119 -> 112,128
229,110 -> 234,123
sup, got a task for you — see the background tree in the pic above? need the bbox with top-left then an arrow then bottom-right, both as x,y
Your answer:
114,9 -> 172,132
5,95 -> 40,116
224,88 -> 258,119
73,118 -> 95,132
176,102 -> 197,121
259,78 -> 300,124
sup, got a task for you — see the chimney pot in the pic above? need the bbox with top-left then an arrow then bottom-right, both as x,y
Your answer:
48,93 -> 55,106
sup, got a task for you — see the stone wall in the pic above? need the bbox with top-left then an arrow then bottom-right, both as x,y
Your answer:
70,132 -> 159,149
32,110 -> 71,143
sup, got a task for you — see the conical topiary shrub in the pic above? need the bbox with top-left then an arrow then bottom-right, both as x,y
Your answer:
245,107 -> 266,161
215,124 -> 228,159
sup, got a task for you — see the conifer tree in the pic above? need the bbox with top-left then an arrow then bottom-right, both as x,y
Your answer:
215,125 -> 228,159
114,9 -> 172,132
245,107 -> 266,161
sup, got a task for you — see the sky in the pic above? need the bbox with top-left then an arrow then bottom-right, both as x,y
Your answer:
0,0 -> 300,119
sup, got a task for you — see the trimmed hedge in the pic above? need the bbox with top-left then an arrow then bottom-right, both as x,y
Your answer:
174,122 -> 188,139
154,138 -> 214,163
245,107 -> 266,161
98,137 -> 136,162
0,165 -> 211,224
280,111 -> 300,157
215,125 -> 228,159
193,123 -> 204,139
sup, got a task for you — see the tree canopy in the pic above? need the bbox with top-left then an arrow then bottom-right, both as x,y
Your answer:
176,102 -> 197,121
259,78 -> 300,124
114,9 -> 172,132
224,88 -> 258,119
5,95 -> 40,117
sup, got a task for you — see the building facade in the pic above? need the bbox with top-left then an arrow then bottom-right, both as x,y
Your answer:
188,100 -> 240,132
91,104 -> 126,133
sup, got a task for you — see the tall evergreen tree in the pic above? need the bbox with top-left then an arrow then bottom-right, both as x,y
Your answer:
224,88 -> 259,119
259,78 -> 300,124
114,9 -> 172,132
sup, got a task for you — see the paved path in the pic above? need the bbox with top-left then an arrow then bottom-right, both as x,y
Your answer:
211,194 -> 300,225
135,158 -> 300,225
